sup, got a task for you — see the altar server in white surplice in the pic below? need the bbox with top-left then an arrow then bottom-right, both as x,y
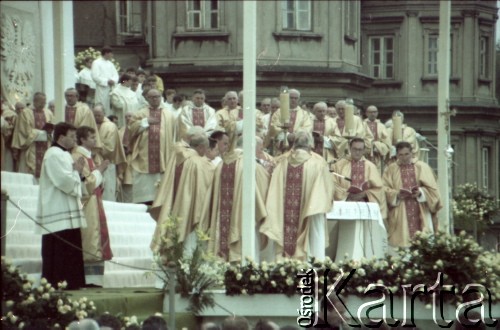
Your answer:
91,46 -> 119,115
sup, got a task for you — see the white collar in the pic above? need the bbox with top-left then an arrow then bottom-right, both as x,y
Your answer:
76,146 -> 92,158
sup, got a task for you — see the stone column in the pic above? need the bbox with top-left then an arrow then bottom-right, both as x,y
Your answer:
52,1 -> 75,124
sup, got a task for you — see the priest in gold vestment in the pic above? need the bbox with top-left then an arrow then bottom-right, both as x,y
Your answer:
260,131 -> 334,261
208,138 -> 270,263
268,89 -> 312,155
150,126 -> 204,251
331,138 -> 387,216
11,92 -> 54,178
93,105 -> 127,201
363,105 -> 391,174
382,142 -> 442,248
331,100 -> 373,160
72,126 -> 112,286
128,89 -> 176,203
169,134 -> 215,255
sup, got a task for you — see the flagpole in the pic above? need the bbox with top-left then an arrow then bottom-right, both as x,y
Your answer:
437,1 -> 452,233
241,0 -> 257,264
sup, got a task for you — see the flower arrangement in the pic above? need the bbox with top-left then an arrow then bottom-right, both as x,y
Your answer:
224,232 -> 500,304
452,183 -> 499,235
153,216 -> 226,315
1,257 -> 96,329
74,47 -> 121,72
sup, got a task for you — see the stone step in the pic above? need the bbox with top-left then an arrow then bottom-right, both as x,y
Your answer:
1,171 -> 36,186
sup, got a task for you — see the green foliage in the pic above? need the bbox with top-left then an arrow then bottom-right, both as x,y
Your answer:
74,47 -> 121,72
1,257 -> 96,329
154,216 -> 225,315
225,232 -> 500,304
452,183 -> 499,232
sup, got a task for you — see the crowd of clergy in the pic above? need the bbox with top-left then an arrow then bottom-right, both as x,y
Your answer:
0,47 -> 442,271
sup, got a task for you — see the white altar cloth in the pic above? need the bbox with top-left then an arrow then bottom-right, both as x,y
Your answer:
327,201 -> 388,262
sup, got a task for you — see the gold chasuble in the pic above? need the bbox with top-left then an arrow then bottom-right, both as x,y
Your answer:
331,156 -> 387,219
170,154 -> 215,243
382,159 -> 442,247
72,147 -> 112,262
64,102 -> 103,149
364,119 -> 391,174
128,106 -> 176,203
150,141 -> 197,251
331,116 -> 373,160
11,108 -> 53,178
260,150 -> 334,260
208,150 -> 270,262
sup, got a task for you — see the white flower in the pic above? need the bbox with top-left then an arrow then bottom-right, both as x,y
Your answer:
241,289 -> 248,295
357,268 -> 366,277
271,280 -> 277,287
6,300 -> 14,307
236,273 -> 243,281
42,293 -> 50,299
18,322 -> 24,329
40,278 -> 48,285
10,314 -> 18,323
9,265 -> 17,273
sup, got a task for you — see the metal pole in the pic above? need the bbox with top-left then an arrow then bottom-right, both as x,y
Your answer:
167,261 -> 176,330
437,1 -> 451,232
241,0 -> 257,265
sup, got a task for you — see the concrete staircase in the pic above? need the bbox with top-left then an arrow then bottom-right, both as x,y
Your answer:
1,171 -> 157,288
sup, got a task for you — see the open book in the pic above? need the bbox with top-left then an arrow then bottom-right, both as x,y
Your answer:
399,186 -> 419,197
347,181 -> 370,194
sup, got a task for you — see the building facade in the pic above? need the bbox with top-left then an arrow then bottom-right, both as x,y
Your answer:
73,0 -> 499,246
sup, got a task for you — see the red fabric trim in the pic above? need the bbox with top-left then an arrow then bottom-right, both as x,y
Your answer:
65,106 -> 76,125
86,157 -> 113,261
313,120 -> 325,155
218,161 -> 236,259
192,108 -> 206,127
148,108 -> 162,173
283,163 -> 303,257
400,163 -> 421,238
350,160 -> 365,186
289,111 -> 298,133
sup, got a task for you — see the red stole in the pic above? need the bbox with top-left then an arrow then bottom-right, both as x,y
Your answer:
367,121 -> 378,141
400,163 -> 421,238
192,108 -> 205,127
148,108 -> 162,173
65,105 -> 77,124
283,163 -> 304,257
218,161 -> 236,259
336,117 -> 345,133
313,120 -> 325,155
288,110 -> 298,133
350,160 -> 365,186
33,110 -> 48,178
86,157 -> 113,260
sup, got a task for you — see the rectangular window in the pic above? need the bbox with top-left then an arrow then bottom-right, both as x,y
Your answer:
117,1 -> 142,35
482,147 -> 489,189
427,35 -> 438,75
479,36 -> 489,78
370,36 -> 394,79
282,0 -> 311,31
186,0 -> 219,30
